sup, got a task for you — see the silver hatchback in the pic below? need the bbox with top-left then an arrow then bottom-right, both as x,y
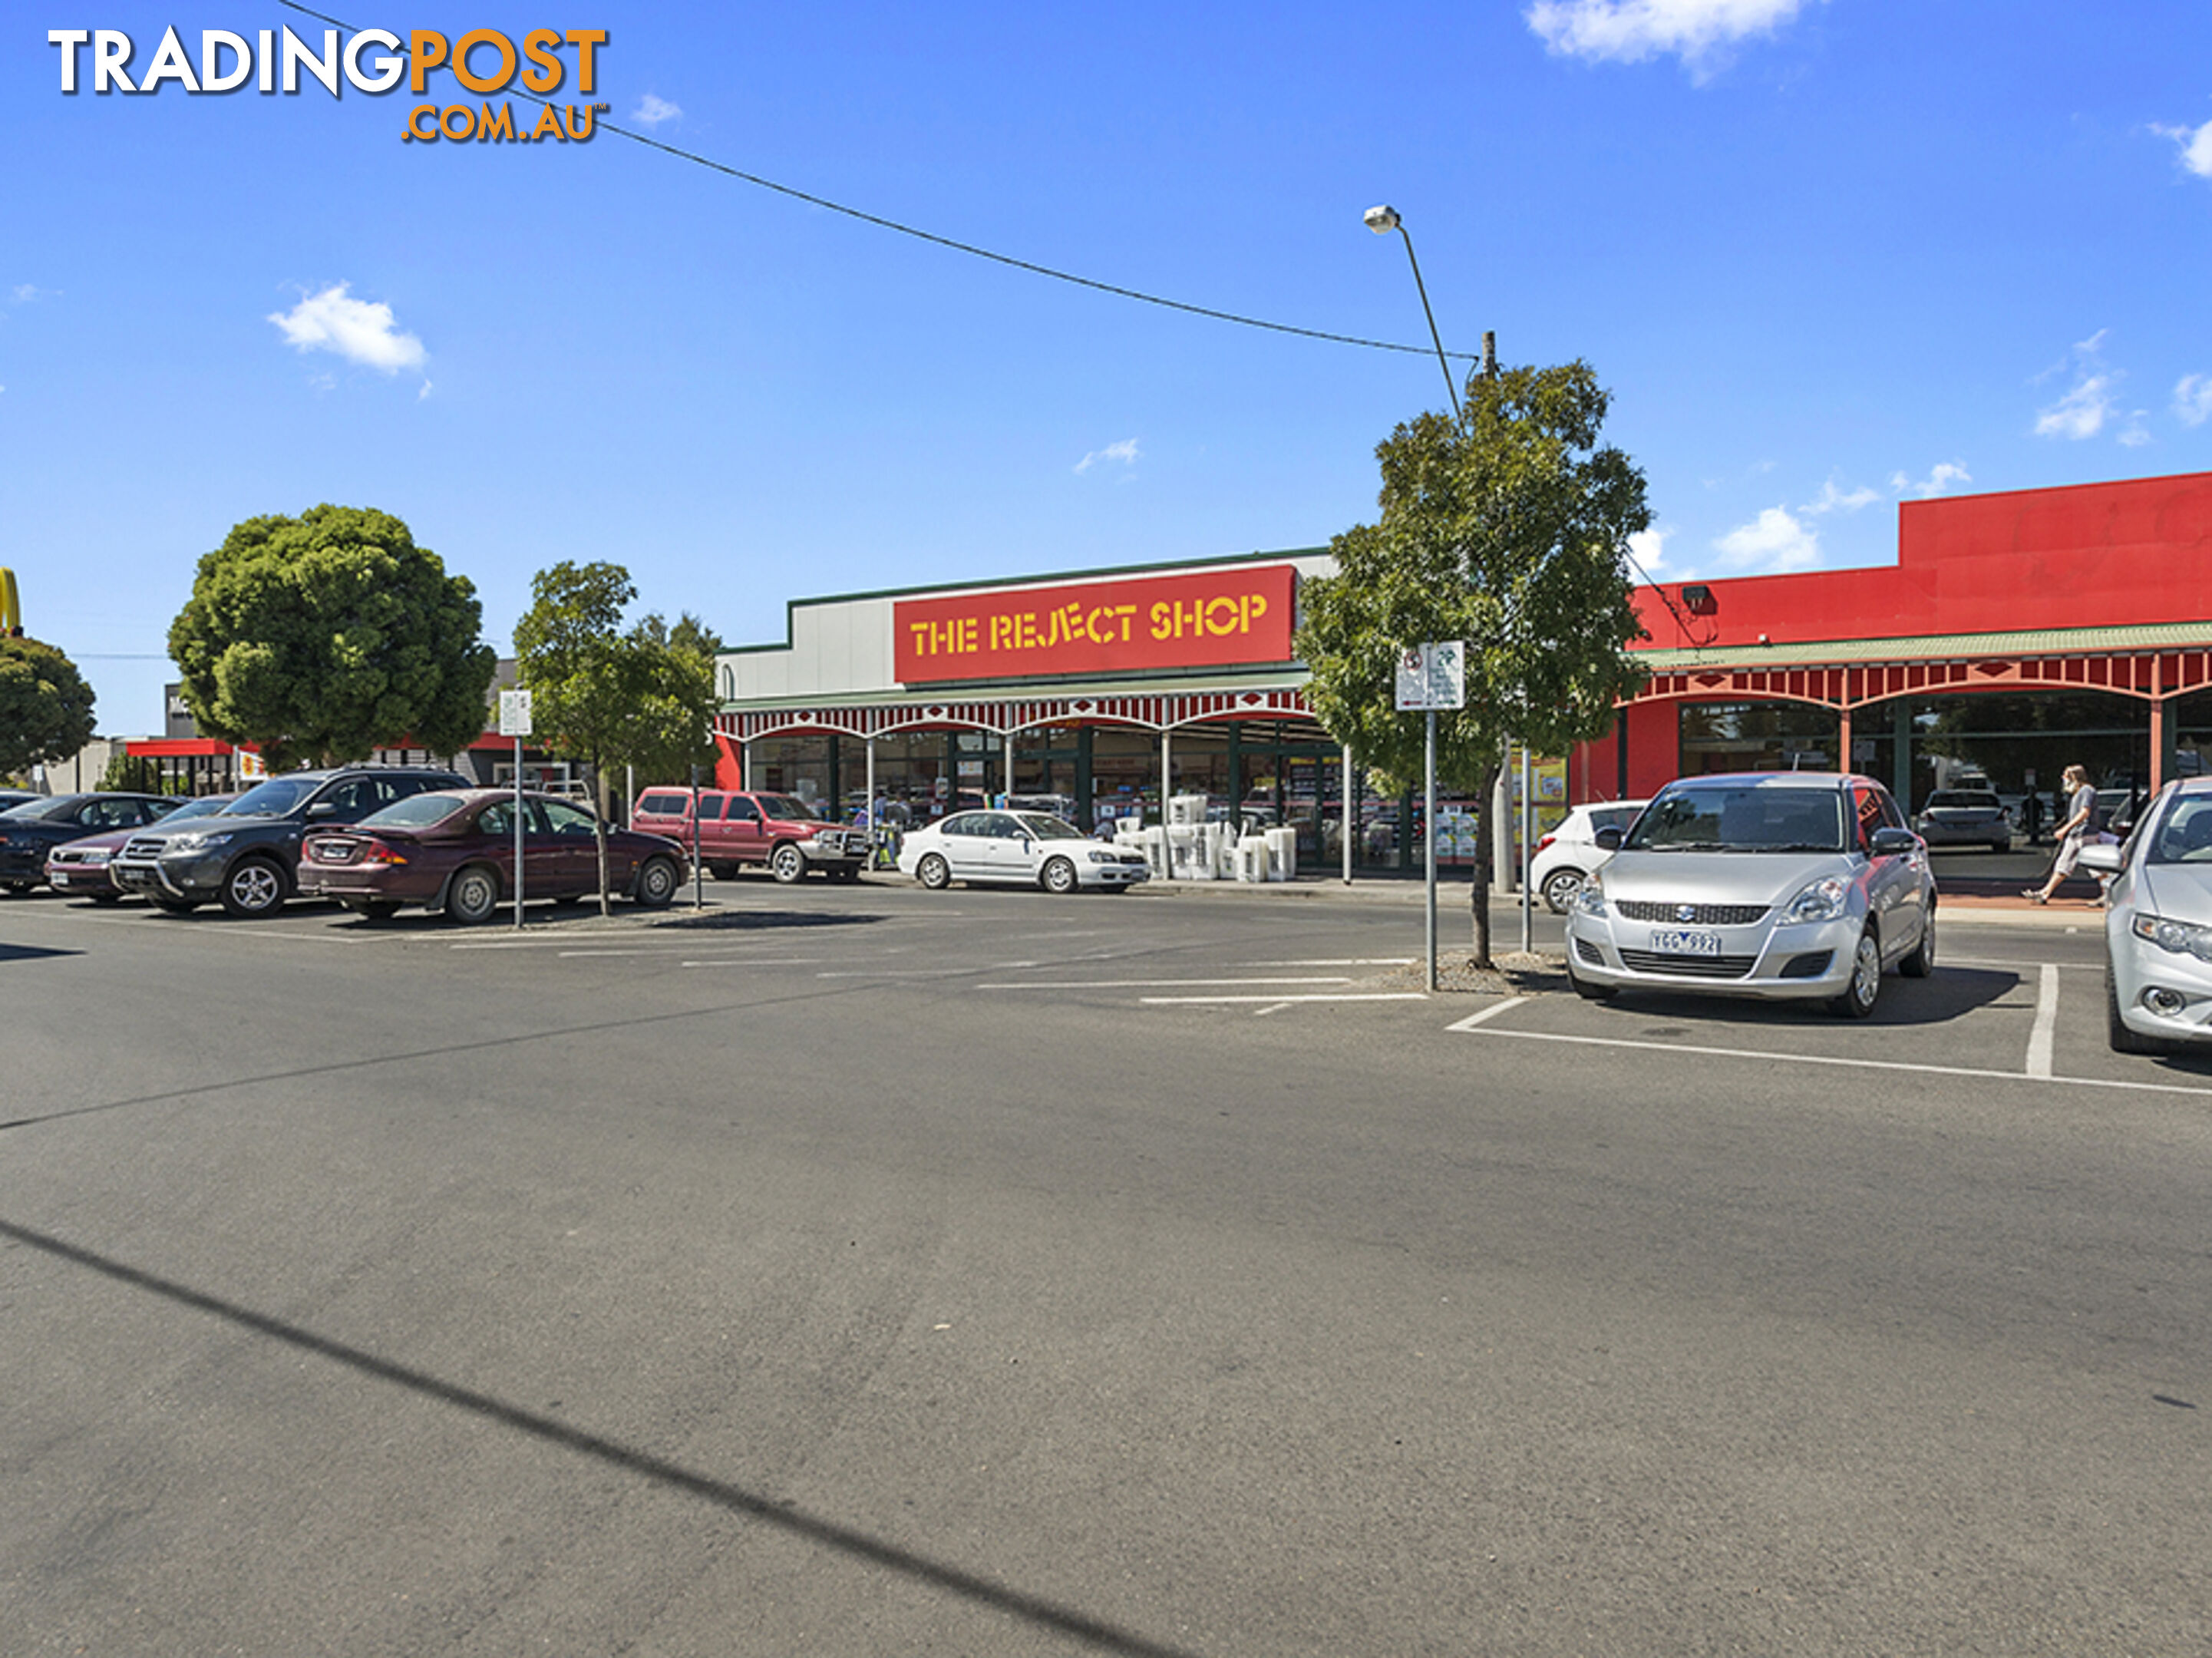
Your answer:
2079,778 -> 2212,1052
1564,771 -> 1937,1018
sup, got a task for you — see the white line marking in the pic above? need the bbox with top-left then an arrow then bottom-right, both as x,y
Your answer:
1253,1002 -> 1294,1016
972,976 -> 1354,990
678,958 -> 830,968
817,963 -> 1037,978
1140,992 -> 1429,1005
2027,963 -> 2059,1078
1445,997 -> 1529,1032
1243,958 -> 1417,966
1453,1027 -> 2212,1098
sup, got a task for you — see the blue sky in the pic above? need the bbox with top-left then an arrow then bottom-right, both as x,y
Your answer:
5,1 -> 2210,735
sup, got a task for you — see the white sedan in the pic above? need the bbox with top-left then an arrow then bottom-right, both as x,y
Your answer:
899,809 -> 1150,893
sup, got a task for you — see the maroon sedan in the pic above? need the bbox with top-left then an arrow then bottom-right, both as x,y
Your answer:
45,793 -> 237,902
301,789 -> 688,923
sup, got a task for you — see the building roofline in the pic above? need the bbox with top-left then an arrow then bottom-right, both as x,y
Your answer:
721,547 -> 1328,658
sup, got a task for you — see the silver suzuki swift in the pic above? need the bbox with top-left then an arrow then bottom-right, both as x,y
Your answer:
1563,771 -> 1937,1018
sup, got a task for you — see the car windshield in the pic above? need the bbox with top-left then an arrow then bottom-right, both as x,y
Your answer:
353,793 -> 470,830
2146,795 -> 2212,865
1013,813 -> 1086,840
755,794 -> 820,821
1625,785 -> 1845,853
162,796 -> 233,823
1926,791 -> 1999,810
2,794 -> 92,822
219,777 -> 322,817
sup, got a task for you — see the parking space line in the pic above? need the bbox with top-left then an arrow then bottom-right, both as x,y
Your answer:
1445,997 -> 1529,1032
2027,963 -> 2059,1078
1141,992 -> 1428,1005
1452,1026 -> 2212,1097
973,976 -> 1354,990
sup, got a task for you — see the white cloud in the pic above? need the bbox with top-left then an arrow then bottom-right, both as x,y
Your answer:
632,93 -> 682,127
2032,332 -> 2119,441
1075,438 -> 1140,474
2154,117 -> 2212,180
1626,526 -> 1670,574
2174,374 -> 2212,427
1800,476 -> 1880,515
1524,0 -> 1813,74
1890,461 -> 1972,498
267,282 -> 425,374
2118,412 -> 2153,448
1715,505 -> 1820,573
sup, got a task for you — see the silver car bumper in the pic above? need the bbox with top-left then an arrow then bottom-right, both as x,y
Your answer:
1566,911 -> 1864,1001
2107,915 -> 2212,1045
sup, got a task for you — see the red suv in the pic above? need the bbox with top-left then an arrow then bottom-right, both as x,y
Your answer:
629,788 -> 867,884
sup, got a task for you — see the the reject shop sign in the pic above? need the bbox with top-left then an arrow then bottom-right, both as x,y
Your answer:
894,566 -> 1299,685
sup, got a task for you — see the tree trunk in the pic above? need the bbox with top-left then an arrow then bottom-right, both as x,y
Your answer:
1469,758 -> 1501,968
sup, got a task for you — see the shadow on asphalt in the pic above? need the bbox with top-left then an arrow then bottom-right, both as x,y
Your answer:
328,907 -> 889,934
0,1216 -> 1202,1658
0,941 -> 81,963
1583,963 -> 2019,1029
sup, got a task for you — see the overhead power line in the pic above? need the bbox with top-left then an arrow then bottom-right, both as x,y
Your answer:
276,2 -> 1481,365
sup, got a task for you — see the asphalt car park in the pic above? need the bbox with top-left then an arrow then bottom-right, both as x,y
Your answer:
8,867 -> 2212,1655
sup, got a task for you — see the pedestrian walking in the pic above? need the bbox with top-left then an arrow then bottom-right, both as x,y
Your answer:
2025,765 -> 2096,903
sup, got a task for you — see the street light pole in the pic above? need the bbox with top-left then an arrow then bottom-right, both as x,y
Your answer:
1364,204 -> 1459,419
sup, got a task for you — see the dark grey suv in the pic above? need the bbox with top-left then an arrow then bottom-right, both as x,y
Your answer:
111,765 -> 469,917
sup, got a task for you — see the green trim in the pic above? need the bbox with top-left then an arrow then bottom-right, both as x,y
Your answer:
1635,619 -> 2212,672
720,547 -> 1328,658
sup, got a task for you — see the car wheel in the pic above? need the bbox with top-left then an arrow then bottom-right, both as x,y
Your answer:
1899,903 -> 1936,978
2107,966 -> 2164,1055
1828,926 -> 1883,1019
1566,953 -> 1615,1001
769,843 -> 807,884
708,861 -> 739,881
445,864 -> 501,925
1540,867 -> 1585,914
2,881 -> 35,896
634,856 -> 680,908
218,857 -> 289,919
1992,841 -> 2011,855
916,853 -> 951,891
1041,857 -> 1078,896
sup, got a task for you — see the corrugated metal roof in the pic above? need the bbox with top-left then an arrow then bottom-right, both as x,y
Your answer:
1634,619 -> 2212,672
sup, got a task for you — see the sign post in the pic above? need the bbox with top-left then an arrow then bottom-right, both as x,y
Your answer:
498,690 -> 533,930
1395,642 -> 1466,991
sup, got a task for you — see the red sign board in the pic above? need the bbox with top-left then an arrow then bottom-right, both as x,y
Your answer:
894,565 -> 1299,685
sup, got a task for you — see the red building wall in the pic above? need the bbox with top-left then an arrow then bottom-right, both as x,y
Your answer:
1630,471 -> 2212,653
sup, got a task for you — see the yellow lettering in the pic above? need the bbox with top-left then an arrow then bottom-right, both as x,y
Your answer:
1206,596 -> 1236,635
519,28 -> 563,93
565,28 -> 606,94
404,103 -> 441,140
530,101 -> 564,141
408,29 -> 447,94
475,101 -> 514,142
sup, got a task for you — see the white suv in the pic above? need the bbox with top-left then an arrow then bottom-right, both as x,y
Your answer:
1530,800 -> 1648,913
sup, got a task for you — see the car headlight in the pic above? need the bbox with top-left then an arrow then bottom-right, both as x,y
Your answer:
1573,877 -> 1608,917
163,831 -> 233,853
2131,913 -> 2212,964
1784,875 -> 1850,924
1088,850 -> 1119,864
81,847 -> 113,865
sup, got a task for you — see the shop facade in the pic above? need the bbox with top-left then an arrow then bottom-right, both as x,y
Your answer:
1570,470 -> 2212,823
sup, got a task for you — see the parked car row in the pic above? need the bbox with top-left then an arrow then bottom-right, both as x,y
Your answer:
2,767 -> 691,925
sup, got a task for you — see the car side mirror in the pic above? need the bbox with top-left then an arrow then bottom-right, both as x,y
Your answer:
1870,827 -> 1918,857
1594,825 -> 1624,851
2077,842 -> 2124,875
305,801 -> 337,819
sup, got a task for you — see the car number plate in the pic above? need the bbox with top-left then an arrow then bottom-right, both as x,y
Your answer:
1650,929 -> 1722,956
50,873 -> 70,887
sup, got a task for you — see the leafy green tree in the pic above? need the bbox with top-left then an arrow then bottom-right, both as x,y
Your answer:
97,749 -> 167,794
168,505 -> 499,771
0,636 -> 97,779
514,566 -> 720,909
1296,360 -> 1651,965
622,613 -> 718,786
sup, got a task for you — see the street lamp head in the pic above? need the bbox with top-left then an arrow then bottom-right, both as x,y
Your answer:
1363,204 -> 1401,234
